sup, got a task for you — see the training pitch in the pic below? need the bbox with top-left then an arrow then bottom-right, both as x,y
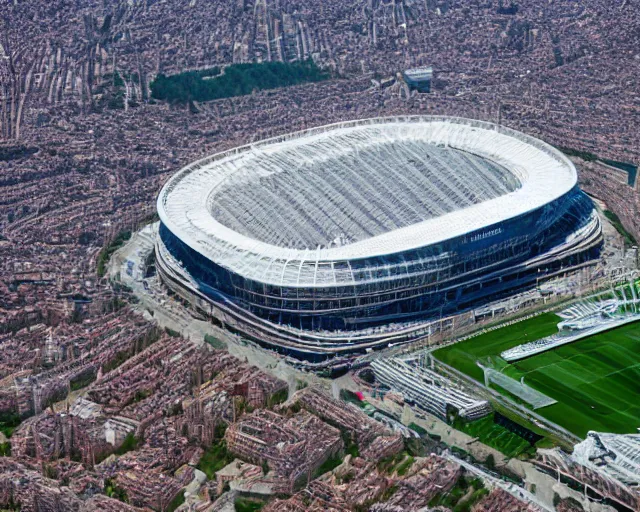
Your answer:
434,313 -> 640,438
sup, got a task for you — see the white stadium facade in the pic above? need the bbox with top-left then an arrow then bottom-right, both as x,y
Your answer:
155,116 -> 602,361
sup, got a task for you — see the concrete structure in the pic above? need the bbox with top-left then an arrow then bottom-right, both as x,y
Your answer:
371,357 -> 491,420
536,432 -> 640,511
157,116 -> 602,361
502,282 -> 640,361
403,67 -> 433,92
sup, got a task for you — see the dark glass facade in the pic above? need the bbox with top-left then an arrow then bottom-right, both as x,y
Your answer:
159,186 -> 601,333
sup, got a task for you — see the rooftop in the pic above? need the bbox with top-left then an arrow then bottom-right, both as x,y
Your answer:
404,67 -> 434,79
573,432 -> 640,486
210,138 -> 519,250
158,116 -> 577,286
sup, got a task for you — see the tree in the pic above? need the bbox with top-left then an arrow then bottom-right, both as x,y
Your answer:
485,453 -> 496,470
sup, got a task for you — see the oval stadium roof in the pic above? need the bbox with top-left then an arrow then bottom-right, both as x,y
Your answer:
158,116 -> 577,287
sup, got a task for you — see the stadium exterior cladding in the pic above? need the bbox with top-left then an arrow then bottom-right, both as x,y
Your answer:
156,116 -> 603,362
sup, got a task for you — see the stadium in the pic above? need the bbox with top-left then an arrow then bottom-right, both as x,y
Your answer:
155,116 -> 602,361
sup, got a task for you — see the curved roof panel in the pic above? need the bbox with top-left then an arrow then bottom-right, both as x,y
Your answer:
158,116 -> 577,287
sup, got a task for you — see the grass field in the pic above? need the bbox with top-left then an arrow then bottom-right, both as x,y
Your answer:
434,313 -> 561,382
454,416 -> 535,458
434,313 -> 640,438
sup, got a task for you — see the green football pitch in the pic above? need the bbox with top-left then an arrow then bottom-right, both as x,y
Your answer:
433,313 -> 640,438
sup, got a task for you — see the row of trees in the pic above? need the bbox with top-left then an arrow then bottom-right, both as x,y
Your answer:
150,60 -> 329,103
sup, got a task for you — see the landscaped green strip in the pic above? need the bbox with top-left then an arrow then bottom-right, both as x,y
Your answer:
166,490 -> 186,512
204,333 -> 227,349
603,210 -> 637,246
97,229 -> 131,277
0,442 -> 11,456
151,60 -> 330,104
0,412 -> 21,438
429,476 -> 489,512
197,425 -> 235,479
234,498 -> 266,512
314,453 -> 344,477
453,416 -> 535,459
395,455 -> 415,475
